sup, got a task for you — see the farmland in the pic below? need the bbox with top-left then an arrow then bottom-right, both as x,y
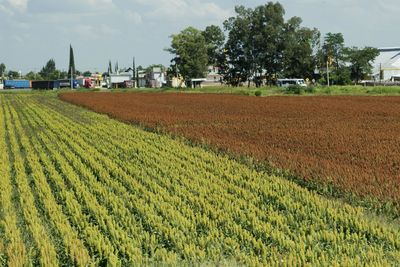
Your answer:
60,92 -> 400,208
0,93 -> 399,265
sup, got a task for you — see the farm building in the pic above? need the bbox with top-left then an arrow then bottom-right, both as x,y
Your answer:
147,67 -> 166,88
372,47 -> 400,81
108,72 -> 133,88
204,66 -> 223,86
137,70 -> 147,88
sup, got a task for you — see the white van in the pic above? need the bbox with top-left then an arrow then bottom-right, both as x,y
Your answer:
277,78 -> 307,87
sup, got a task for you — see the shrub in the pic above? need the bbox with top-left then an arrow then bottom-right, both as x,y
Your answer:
284,85 -> 303,95
255,90 -> 262,97
304,86 -> 315,94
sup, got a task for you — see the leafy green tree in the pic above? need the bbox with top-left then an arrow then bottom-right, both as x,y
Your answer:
322,33 -> 345,70
222,2 -> 316,87
83,71 -> 92,77
344,47 -> 379,83
25,71 -> 42,80
167,26 -> 208,85
282,17 -> 320,79
251,2 -> 286,86
60,71 -> 68,79
318,32 -> 351,84
222,5 -> 253,86
202,25 -> 225,65
68,45 -> 76,78
0,63 -> 6,77
39,59 -> 57,80
7,70 -> 20,79
145,64 -> 166,74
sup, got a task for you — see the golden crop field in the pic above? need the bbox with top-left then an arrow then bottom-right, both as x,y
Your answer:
0,93 -> 399,266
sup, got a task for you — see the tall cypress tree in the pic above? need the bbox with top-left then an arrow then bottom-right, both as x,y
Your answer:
115,61 -> 119,74
108,60 -> 113,74
68,45 -> 76,78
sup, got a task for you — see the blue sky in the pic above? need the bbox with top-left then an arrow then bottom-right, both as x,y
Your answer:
0,0 -> 399,73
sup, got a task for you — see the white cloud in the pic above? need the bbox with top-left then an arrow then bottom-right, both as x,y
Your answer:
130,0 -> 232,22
74,24 -> 120,40
1,0 -> 400,73
27,0 -> 115,14
7,0 -> 28,9
125,10 -> 142,24
82,0 -> 114,11
0,4 -> 13,15
0,0 -> 28,15
86,0 -> 112,5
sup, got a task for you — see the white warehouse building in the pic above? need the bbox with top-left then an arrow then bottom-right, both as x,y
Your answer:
372,47 -> 400,81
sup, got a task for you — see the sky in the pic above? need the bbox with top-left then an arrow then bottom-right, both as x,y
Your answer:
0,0 -> 399,74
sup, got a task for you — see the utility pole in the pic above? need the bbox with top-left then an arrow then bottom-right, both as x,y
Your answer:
133,57 -> 136,88
327,59 -> 330,87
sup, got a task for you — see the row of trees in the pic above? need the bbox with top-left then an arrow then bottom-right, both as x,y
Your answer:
0,61 -> 93,81
1,45 -> 89,81
167,2 -> 379,87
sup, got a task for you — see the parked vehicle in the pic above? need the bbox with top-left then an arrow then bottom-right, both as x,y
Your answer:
32,80 -> 60,90
84,78 -> 93,88
277,79 -> 307,87
58,79 -> 79,89
4,80 -> 31,89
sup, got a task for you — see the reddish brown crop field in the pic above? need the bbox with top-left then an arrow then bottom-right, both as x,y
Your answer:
60,92 -> 400,205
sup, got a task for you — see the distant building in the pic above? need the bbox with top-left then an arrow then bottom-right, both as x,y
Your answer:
76,74 -> 104,88
204,66 -> 223,86
137,70 -> 147,88
191,78 -> 207,88
372,47 -> 400,81
108,72 -> 133,88
147,67 -> 166,88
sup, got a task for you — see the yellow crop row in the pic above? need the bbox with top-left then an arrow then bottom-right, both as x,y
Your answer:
2,97 -> 59,266
0,94 -> 399,266
0,96 -> 28,266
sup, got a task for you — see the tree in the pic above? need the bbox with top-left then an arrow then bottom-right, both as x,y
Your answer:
222,2 -> 314,87
202,25 -> 225,65
25,71 -> 42,80
345,47 -> 379,83
7,70 -> 20,79
108,60 -> 113,74
60,71 -> 68,79
68,45 -> 76,78
282,17 -> 320,79
167,26 -> 208,85
0,63 -> 6,77
83,71 -> 92,77
115,61 -> 119,73
145,64 -> 166,74
39,59 -> 57,80
250,2 -> 286,86
222,5 -> 253,86
323,33 -> 345,70
318,32 -> 350,85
